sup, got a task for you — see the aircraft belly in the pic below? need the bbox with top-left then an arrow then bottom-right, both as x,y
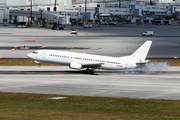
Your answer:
101,64 -> 122,70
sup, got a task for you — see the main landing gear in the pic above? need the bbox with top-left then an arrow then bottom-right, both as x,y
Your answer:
38,64 -> 41,67
86,68 -> 94,74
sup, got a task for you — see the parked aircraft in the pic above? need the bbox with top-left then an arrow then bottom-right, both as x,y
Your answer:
27,41 -> 152,72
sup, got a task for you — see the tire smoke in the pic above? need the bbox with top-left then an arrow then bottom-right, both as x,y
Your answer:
144,62 -> 169,73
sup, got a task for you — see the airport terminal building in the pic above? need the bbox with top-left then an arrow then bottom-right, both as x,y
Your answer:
0,0 -> 180,24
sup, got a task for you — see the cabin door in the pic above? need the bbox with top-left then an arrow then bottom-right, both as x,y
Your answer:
42,52 -> 46,58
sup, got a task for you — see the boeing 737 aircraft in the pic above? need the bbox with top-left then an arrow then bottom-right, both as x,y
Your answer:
27,41 -> 152,71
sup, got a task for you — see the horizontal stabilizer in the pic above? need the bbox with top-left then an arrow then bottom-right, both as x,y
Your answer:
137,60 -> 150,64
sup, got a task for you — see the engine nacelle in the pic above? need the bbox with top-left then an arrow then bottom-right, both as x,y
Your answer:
69,62 -> 82,69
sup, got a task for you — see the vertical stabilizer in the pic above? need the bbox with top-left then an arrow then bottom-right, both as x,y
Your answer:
131,40 -> 152,63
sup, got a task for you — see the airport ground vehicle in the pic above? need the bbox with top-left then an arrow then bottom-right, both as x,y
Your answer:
17,22 -> 27,28
100,21 -> 109,25
142,31 -> 153,36
109,21 -> 117,25
71,28 -> 78,34
84,24 -> 92,28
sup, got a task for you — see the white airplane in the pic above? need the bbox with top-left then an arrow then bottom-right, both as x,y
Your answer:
27,40 -> 152,72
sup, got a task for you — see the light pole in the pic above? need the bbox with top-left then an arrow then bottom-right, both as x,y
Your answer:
30,0 -> 32,26
54,0 -> 56,11
83,0 -> 87,25
150,0 -> 152,5
79,6 -> 81,20
162,3 -> 164,13
85,0 -> 87,21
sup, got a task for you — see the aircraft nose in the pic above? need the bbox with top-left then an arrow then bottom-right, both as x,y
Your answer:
27,53 -> 31,58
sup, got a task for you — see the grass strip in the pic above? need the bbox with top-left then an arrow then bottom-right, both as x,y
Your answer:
0,92 -> 180,120
0,59 -> 179,66
0,59 -> 57,66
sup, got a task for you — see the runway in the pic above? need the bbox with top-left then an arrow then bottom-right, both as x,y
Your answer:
0,66 -> 180,100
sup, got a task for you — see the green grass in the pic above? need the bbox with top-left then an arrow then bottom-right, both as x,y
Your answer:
0,59 -> 179,119
0,59 -> 180,66
0,92 -> 180,120
0,59 -> 58,66
149,59 -> 180,66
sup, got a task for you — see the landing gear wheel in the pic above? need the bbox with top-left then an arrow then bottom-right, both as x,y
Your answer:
38,64 -> 41,67
86,68 -> 90,73
86,68 -> 94,74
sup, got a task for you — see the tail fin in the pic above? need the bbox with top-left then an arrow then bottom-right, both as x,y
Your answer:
131,40 -> 152,63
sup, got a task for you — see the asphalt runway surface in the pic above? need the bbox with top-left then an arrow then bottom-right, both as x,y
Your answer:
0,66 -> 180,100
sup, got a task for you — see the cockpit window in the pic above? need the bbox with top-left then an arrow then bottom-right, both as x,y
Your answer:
33,51 -> 38,54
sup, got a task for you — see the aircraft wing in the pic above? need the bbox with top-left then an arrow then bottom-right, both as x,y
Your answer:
82,63 -> 103,69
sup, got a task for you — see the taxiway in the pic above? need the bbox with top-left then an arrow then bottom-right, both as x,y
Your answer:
0,24 -> 180,58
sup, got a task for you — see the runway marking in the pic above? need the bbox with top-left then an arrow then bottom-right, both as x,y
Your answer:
41,46 -> 49,48
11,45 -> 18,51
48,97 -> 67,100
24,40 -> 36,42
173,56 -> 178,59
91,47 -> 102,50
67,46 -> 78,49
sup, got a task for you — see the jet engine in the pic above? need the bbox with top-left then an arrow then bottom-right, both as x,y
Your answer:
69,62 -> 82,69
